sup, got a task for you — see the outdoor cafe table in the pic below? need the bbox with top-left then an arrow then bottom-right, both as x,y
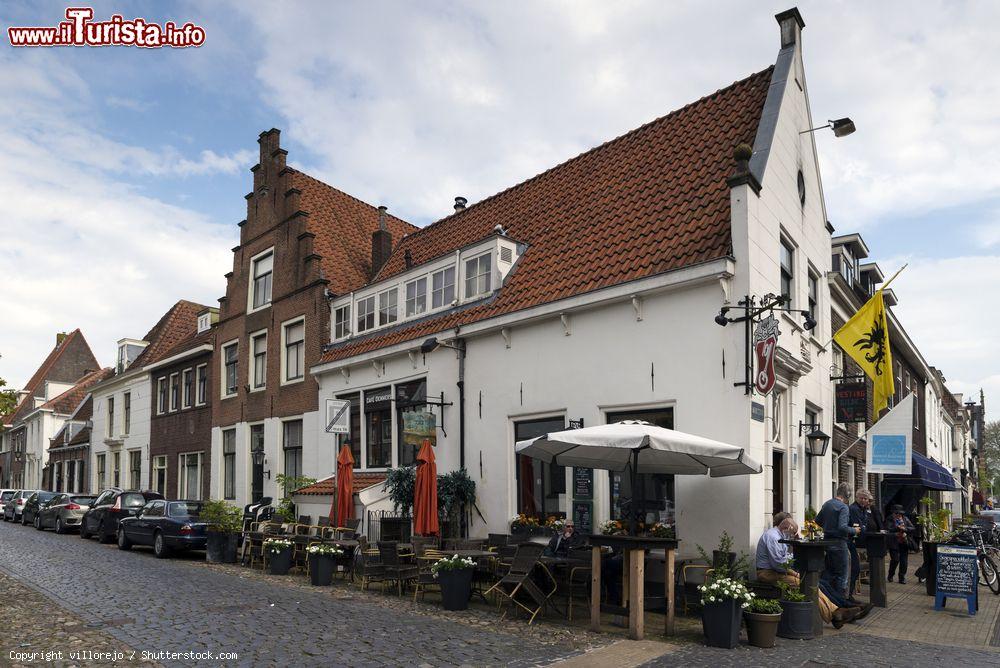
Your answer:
780,538 -> 836,637
588,535 -> 678,641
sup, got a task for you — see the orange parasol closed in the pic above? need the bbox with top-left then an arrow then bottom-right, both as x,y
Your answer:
413,439 -> 439,536
331,444 -> 355,527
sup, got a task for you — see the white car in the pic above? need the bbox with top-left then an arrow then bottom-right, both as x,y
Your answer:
3,490 -> 39,522
0,489 -> 16,518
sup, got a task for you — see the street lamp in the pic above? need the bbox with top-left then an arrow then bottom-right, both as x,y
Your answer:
799,421 -> 831,457
251,444 -> 270,480
13,442 -> 22,462
799,117 -> 856,138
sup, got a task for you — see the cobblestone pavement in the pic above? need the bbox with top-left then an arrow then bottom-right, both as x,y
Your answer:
0,520 -> 599,667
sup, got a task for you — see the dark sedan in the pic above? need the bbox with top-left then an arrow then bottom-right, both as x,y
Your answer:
21,491 -> 57,526
80,488 -> 165,543
117,500 -> 207,558
35,493 -> 97,533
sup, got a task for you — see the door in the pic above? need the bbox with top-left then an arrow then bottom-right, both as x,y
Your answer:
514,417 -> 568,521
250,425 -> 265,504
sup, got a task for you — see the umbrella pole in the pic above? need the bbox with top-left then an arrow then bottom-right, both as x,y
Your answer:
629,450 -> 638,536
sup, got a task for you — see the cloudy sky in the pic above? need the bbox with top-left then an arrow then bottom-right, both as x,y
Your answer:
1,1 -> 998,419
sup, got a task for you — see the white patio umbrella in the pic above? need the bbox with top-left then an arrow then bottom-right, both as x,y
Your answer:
515,420 -> 762,533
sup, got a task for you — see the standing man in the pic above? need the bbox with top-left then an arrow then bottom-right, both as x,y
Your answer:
817,482 -> 860,598
848,488 -> 881,602
887,505 -> 916,584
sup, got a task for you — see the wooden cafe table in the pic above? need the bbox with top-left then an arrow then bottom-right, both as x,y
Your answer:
588,535 -> 678,641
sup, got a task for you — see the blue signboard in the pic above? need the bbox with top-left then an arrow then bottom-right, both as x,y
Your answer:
935,545 -> 978,615
871,435 -> 907,468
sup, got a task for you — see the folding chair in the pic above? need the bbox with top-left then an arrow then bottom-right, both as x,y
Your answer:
484,543 -> 555,624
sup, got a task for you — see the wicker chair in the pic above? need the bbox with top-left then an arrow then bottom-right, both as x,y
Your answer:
487,533 -> 509,552
413,548 -> 447,602
356,536 -> 384,591
378,541 -> 419,596
484,543 -> 554,624
411,535 -> 440,559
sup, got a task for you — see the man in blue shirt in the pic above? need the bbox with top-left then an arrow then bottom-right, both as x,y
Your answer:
816,482 -> 861,598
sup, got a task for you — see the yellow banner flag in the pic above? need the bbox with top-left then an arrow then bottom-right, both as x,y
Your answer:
834,289 -> 894,413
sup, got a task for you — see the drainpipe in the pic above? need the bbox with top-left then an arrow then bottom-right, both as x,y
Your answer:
456,338 -> 467,470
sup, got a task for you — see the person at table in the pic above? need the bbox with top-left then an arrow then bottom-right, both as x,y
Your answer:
887,505 -> 916,584
816,482 -> 861,598
754,517 -> 863,628
545,519 -> 584,556
847,488 -> 880,603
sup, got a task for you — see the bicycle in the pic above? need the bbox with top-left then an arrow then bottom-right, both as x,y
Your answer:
948,525 -> 1000,595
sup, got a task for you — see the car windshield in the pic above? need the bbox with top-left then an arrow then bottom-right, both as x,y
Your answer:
168,502 -> 203,518
0,492 -> 13,501
122,493 -> 148,508
71,496 -> 96,505
38,492 -> 57,502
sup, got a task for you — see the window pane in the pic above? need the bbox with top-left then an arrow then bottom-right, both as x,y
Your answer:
378,290 -> 398,326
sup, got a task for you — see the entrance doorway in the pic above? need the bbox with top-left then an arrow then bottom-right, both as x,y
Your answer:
250,424 -> 264,504
772,451 -> 784,515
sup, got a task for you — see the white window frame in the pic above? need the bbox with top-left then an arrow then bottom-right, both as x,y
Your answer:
248,247 -> 274,313
106,396 -> 115,438
281,418 -> 304,480
779,237 -> 795,307
123,391 -> 131,435
249,330 -> 267,392
464,253 -> 492,299
169,372 -> 180,412
152,455 -> 167,495
431,266 -> 456,309
222,428 -> 236,500
182,368 -> 194,408
221,339 -> 239,399
334,304 -> 351,340
377,288 -> 398,326
178,451 -> 203,500
356,295 -> 376,333
157,377 -> 168,415
127,449 -> 141,489
195,364 -> 208,406
281,317 -> 306,385
405,277 -> 427,318
96,453 -> 106,490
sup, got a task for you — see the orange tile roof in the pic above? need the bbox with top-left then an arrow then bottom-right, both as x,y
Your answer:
320,67 -> 773,364
290,170 -> 418,295
295,472 -> 387,496
129,300 -> 211,369
5,329 -> 99,424
39,367 -> 113,416
153,325 -> 215,363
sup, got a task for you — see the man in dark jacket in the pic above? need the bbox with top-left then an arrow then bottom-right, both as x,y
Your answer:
887,505 -> 916,583
848,488 -> 880,602
817,482 -> 861,598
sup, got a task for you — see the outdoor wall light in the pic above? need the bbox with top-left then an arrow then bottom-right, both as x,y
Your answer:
799,117 -> 856,138
714,309 -> 731,327
420,337 -> 466,354
13,445 -> 22,462
799,421 -> 831,457
251,445 -> 270,479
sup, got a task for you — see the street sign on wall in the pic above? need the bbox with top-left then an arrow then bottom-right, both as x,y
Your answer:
324,399 -> 351,434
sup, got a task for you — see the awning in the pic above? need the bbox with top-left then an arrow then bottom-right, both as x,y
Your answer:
883,451 -> 958,491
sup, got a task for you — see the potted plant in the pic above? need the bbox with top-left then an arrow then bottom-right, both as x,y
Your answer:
598,519 -> 626,536
698,576 -> 754,648
545,515 -> 567,534
646,522 -> 676,540
511,513 -> 541,535
712,530 -> 737,572
273,473 -> 317,523
307,544 -> 344,586
775,580 -> 813,640
917,496 -> 951,596
437,468 -> 477,538
431,554 -> 478,611
265,537 -> 294,575
744,598 -> 783,648
201,500 -> 242,564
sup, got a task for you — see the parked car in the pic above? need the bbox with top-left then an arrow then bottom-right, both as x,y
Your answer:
35,493 -> 97,533
3,490 -> 39,522
80,488 -> 164,543
22,491 -> 58,526
118,500 -> 207,558
0,490 -> 16,518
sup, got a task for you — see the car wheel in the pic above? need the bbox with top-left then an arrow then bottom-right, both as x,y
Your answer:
21,513 -> 27,526
34,515 -> 42,530
117,528 -> 132,551
55,518 -> 64,534
153,532 -> 170,559
79,519 -> 90,539
98,520 -> 113,544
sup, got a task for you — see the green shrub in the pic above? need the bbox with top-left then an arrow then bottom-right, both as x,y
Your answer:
747,598 -> 783,614
200,500 -> 242,534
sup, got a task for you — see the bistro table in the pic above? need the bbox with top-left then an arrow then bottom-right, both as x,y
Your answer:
780,538 -> 835,637
864,531 -> 889,608
588,535 -> 678,641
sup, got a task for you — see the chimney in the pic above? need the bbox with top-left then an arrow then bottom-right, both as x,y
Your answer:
775,7 -> 804,49
454,196 -> 467,212
371,205 -> 393,276
404,249 -> 413,269
55,331 -> 68,347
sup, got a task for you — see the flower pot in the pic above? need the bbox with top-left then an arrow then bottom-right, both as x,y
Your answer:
309,554 -> 335,586
777,599 -> 814,640
268,547 -> 293,575
437,567 -> 474,611
745,612 -> 782,648
701,598 -> 742,648
922,541 -> 939,596
206,531 -> 238,564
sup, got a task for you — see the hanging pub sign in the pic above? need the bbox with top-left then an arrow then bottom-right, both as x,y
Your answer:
753,315 -> 780,395
402,411 -> 437,448
835,382 -> 868,423
573,467 -> 593,499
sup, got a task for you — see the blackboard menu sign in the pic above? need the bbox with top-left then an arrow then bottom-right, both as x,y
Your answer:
573,500 -> 593,534
573,467 -> 593,500
835,382 -> 868,423
934,545 -> 978,615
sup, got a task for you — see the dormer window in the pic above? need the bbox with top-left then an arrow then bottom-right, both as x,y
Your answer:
197,313 -> 211,333
464,254 -> 492,299
334,305 -> 351,339
405,277 -> 427,317
431,267 -> 455,308
378,288 -> 398,326
251,249 -> 274,310
357,295 -> 376,333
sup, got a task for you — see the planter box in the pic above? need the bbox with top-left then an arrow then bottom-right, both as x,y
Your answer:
777,599 -> 814,640
701,599 -> 742,648
745,612 -> 781,648
309,554 -> 335,586
206,532 -> 238,564
438,568 -> 474,611
269,547 -> 293,575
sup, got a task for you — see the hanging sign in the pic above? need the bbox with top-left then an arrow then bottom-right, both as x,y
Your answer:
573,467 -> 593,499
324,399 -> 351,434
934,545 -> 978,615
402,411 -> 437,448
753,315 -> 780,395
866,394 -> 914,474
835,382 -> 868,423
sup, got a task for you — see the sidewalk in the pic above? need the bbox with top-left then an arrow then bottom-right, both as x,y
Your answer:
851,565 -> 1000,649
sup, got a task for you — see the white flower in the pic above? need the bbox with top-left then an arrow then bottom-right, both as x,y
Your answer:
709,596 -> 716,602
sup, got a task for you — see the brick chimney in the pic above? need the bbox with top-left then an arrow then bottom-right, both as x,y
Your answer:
775,7 -> 804,49
371,205 -> 393,277
55,331 -> 68,347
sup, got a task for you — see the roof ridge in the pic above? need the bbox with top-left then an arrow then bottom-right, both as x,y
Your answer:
381,67 -> 773,250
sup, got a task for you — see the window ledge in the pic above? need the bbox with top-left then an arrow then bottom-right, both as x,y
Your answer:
247,303 -> 272,315
281,377 -> 305,387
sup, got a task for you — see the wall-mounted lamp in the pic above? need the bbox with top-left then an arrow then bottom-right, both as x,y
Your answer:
251,445 -> 271,480
799,117 -> 856,138
799,420 -> 831,457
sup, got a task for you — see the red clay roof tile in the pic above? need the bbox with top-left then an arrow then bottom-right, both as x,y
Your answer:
295,472 -> 387,496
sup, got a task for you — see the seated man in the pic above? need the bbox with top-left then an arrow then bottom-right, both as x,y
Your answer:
755,517 -> 867,628
546,520 -> 584,556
